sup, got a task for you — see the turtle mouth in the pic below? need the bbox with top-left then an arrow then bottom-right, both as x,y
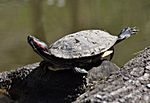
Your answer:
27,35 -> 36,49
27,35 -> 32,41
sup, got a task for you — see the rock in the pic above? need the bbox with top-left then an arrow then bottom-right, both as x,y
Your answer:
146,84 -> 150,89
0,46 -> 150,103
73,47 -> 150,103
130,67 -> 144,77
0,95 -> 15,103
146,65 -> 150,70
0,60 -> 119,103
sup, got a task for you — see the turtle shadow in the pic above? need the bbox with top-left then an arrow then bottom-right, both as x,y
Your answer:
7,60 -> 119,103
8,63 -> 86,103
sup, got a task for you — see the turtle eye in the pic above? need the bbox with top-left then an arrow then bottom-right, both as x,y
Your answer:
35,40 -> 49,51
39,42 -> 47,48
40,44 -> 48,51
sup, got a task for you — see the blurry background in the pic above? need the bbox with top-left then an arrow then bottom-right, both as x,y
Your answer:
0,0 -> 150,71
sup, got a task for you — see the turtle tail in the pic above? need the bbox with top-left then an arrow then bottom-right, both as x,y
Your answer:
117,27 -> 138,43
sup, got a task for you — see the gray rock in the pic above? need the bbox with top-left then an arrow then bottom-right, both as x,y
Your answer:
0,46 -> 150,103
146,65 -> 150,70
0,60 -> 119,103
130,67 -> 144,77
146,84 -> 150,89
73,47 -> 150,103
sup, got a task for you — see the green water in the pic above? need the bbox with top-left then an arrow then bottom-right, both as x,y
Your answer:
0,0 -> 150,71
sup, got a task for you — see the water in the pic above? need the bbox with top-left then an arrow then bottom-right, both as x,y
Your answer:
0,0 -> 150,71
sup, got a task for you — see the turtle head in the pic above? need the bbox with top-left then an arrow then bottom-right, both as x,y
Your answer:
27,35 -> 51,60
118,27 -> 138,40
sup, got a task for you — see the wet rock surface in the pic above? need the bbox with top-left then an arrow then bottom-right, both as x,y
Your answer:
0,47 -> 150,103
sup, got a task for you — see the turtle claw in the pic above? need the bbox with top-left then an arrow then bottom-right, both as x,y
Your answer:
74,67 -> 88,74
130,27 -> 139,34
118,26 -> 139,40
123,27 -> 138,35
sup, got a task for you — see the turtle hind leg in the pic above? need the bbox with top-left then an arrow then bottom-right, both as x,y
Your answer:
109,47 -> 114,61
74,67 -> 88,74
101,47 -> 114,61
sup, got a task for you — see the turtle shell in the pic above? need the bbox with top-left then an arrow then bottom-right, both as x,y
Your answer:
50,30 -> 118,59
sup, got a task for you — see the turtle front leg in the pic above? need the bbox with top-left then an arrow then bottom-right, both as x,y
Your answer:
39,61 -> 50,77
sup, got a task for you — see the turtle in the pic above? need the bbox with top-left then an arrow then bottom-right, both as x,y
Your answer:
27,27 -> 138,74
